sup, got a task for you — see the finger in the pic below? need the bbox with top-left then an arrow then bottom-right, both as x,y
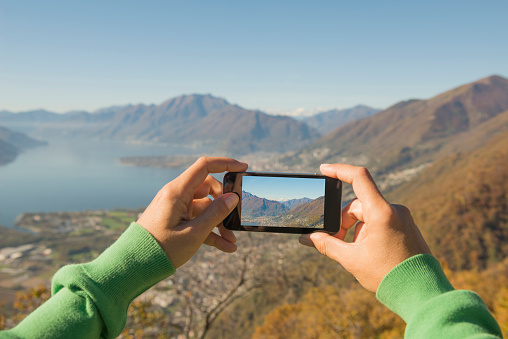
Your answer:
299,232 -> 355,267
177,157 -> 248,193
186,193 -> 239,242
335,199 -> 363,240
353,222 -> 365,242
218,224 -> 237,244
335,227 -> 348,241
204,232 -> 238,253
341,198 -> 363,230
190,197 -> 212,219
320,164 -> 387,208
193,175 -> 223,199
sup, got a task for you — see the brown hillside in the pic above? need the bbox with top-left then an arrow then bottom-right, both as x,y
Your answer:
241,191 -> 289,217
282,196 -> 325,227
434,108 -> 508,158
281,75 -> 508,172
389,130 -> 508,270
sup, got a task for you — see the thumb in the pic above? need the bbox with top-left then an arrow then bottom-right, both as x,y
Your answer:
299,232 -> 355,268
190,193 -> 239,234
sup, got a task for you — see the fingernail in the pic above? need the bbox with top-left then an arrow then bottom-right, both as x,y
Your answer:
320,163 -> 331,167
299,235 -> 314,247
225,193 -> 239,210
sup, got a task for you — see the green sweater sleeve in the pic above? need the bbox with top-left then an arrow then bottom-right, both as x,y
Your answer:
3,222 -> 175,339
376,254 -> 502,338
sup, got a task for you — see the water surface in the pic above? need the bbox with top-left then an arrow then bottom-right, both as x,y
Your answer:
0,138 -> 187,227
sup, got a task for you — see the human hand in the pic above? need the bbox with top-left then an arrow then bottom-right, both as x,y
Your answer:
137,157 -> 248,268
299,164 -> 431,292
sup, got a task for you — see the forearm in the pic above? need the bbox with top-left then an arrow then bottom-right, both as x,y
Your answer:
377,254 -> 502,338
2,288 -> 102,339
3,223 -> 175,339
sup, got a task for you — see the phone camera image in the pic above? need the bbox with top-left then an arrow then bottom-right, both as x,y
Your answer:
241,176 -> 325,228
223,172 -> 342,234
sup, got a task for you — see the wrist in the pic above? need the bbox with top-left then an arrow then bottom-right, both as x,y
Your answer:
52,223 -> 176,334
376,254 -> 454,322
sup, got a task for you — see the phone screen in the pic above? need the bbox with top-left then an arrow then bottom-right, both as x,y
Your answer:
223,172 -> 341,234
241,176 -> 326,229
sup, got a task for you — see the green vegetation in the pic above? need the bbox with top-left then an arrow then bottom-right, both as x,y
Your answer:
0,227 -> 40,248
102,210 -> 137,230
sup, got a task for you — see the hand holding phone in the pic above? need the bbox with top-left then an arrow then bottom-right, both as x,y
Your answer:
222,172 -> 342,234
299,164 -> 432,292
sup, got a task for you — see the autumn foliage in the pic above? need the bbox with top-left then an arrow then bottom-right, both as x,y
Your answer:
3,131 -> 508,338
390,131 -> 508,270
252,286 -> 405,339
253,259 -> 508,338
253,133 -> 508,338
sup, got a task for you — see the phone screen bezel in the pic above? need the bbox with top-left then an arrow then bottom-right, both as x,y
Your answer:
222,172 -> 342,234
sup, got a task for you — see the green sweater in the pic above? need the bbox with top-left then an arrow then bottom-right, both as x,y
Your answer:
2,223 -> 502,338
377,254 -> 502,338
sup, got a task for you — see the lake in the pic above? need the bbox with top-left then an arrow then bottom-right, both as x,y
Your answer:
0,138 -> 189,228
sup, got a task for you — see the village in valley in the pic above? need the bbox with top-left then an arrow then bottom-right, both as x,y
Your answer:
0,206 -> 306,336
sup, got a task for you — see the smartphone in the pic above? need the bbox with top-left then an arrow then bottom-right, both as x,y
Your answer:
222,172 -> 342,234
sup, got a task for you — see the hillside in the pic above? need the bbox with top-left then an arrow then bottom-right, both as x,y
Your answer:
241,191 -> 289,217
246,129 -> 508,338
0,139 -> 18,165
278,75 -> 508,173
303,105 -> 380,134
0,95 -> 320,155
281,196 -> 325,227
0,126 -> 47,166
389,130 -> 508,270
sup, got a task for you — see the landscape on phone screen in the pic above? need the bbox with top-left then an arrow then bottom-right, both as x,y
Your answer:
241,176 -> 325,228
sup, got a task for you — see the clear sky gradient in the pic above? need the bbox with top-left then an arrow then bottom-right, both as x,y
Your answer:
1,1 -> 507,114
243,176 -> 324,201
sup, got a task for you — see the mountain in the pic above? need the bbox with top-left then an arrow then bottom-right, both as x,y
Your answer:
0,110 -> 61,134
279,75 -> 508,173
241,191 -> 289,217
0,126 -> 47,149
0,95 -> 320,155
0,126 -> 47,165
241,192 -> 322,225
388,130 -> 508,270
0,139 -> 18,165
281,196 -> 325,227
279,197 -> 313,209
303,105 -> 381,134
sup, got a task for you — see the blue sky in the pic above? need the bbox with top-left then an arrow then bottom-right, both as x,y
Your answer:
243,176 -> 324,201
1,1 -> 507,114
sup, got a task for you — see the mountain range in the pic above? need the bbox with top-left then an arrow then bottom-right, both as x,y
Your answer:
278,75 -> 508,173
2,75 -> 508,337
0,95 -> 322,155
303,105 -> 380,134
241,192 -> 317,218
0,96 -> 383,160
278,197 -> 313,209
241,192 -> 290,217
